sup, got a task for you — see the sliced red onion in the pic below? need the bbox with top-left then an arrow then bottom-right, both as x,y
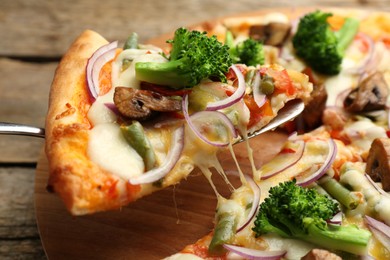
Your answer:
223,244 -> 286,260
364,174 -> 390,199
104,102 -> 120,116
327,211 -> 342,225
128,126 -> 184,185
260,140 -> 305,180
86,41 -> 118,100
206,64 -> 246,111
237,175 -> 261,233
182,94 -> 237,147
296,138 -> 337,187
365,216 -> 390,251
252,71 -> 266,108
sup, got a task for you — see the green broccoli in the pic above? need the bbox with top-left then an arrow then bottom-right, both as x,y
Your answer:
252,180 -> 371,256
292,11 -> 359,75
135,27 -> 232,89
225,31 -> 265,66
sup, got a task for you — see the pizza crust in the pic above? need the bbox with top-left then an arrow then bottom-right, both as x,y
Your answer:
45,30 -> 141,215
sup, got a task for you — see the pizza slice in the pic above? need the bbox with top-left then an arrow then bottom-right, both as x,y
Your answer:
45,27 -> 312,216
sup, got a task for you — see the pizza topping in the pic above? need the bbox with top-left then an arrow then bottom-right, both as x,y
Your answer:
259,139 -> 305,180
120,121 -> 156,171
113,87 -> 182,120
365,216 -> 390,252
223,244 -> 287,260
135,27 -> 232,89
88,123 -> 145,180
236,175 -> 261,233
365,138 -> 390,191
344,71 -> 389,113
208,206 -> 239,255
292,11 -> 359,75
295,81 -> 327,132
249,22 -> 291,46
295,138 -> 337,187
86,41 -> 118,99
123,32 -> 139,50
317,175 -> 361,210
129,126 -> 184,185
183,94 -> 237,147
225,31 -> 265,66
205,64 -> 246,111
301,249 -> 342,260
339,162 -> 390,226
252,180 -> 371,256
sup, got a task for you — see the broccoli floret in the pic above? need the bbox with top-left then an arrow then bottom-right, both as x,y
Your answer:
292,11 -> 359,75
225,31 -> 265,66
253,180 -> 371,256
135,27 -> 232,89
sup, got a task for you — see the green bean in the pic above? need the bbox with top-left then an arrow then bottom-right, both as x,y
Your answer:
208,212 -> 238,255
318,175 -> 361,210
120,121 -> 156,171
123,32 -> 139,49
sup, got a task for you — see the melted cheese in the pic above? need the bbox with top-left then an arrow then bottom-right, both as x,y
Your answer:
88,123 -> 145,179
87,50 -> 169,179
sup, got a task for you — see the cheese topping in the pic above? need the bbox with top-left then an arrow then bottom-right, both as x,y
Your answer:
88,123 -> 145,179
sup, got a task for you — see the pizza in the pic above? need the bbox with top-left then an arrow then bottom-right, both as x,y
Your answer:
44,7 -> 390,260
45,26 -> 311,215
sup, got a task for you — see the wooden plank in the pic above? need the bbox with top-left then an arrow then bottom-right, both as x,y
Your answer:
0,167 -> 46,259
0,58 -> 55,163
1,0 -> 390,57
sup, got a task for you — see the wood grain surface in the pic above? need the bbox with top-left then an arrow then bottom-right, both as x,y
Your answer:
0,0 -> 389,259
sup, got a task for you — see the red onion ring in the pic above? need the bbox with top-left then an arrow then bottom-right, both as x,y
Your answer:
296,138 -> 337,187
327,211 -> 342,225
128,126 -> 184,185
364,174 -> 390,199
206,64 -> 246,111
104,103 -> 120,116
252,71 -> 266,108
223,244 -> 286,260
260,140 -> 305,180
182,94 -> 237,147
365,216 -> 390,251
237,175 -> 261,233
86,41 -> 118,100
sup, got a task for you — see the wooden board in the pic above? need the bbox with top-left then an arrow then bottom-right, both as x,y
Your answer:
34,132 -> 287,259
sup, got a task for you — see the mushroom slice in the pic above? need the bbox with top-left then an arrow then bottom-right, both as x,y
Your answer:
297,82 -> 328,132
301,249 -> 342,260
249,22 -> 291,46
366,138 -> 390,191
113,87 -> 182,120
344,71 -> 389,113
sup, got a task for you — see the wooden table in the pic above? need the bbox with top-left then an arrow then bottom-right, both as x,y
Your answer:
1,0 -> 389,258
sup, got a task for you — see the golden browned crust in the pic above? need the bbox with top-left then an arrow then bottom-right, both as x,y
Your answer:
45,30 -> 141,215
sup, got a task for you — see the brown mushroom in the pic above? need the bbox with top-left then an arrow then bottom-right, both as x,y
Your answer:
301,249 -> 342,260
366,138 -> 390,191
249,22 -> 291,46
344,71 -> 389,113
297,82 -> 328,132
113,87 -> 182,120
